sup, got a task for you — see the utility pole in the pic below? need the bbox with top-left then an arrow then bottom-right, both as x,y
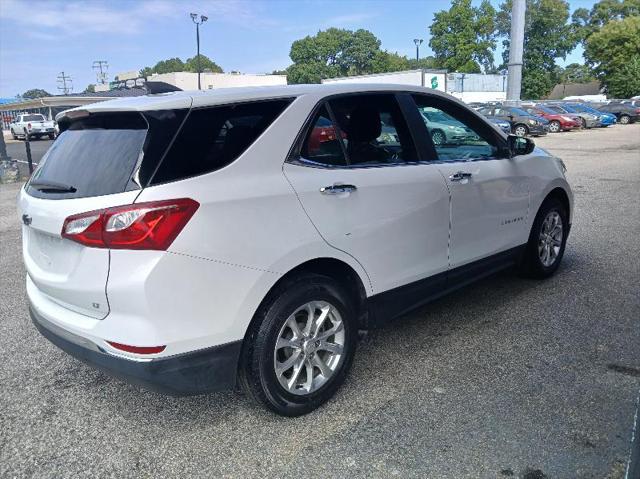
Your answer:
92,60 -> 109,84
413,39 -> 423,62
57,72 -> 73,95
190,13 -> 208,90
506,0 -> 526,104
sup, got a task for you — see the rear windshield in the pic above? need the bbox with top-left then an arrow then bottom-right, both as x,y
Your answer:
26,113 -> 149,200
23,115 -> 46,122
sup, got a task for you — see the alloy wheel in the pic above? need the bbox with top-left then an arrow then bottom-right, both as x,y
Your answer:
620,115 -> 630,124
549,121 -> 560,133
514,125 -> 527,137
538,211 -> 563,267
274,300 -> 345,395
432,131 -> 445,146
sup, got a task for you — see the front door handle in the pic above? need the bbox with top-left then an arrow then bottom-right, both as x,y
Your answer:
320,184 -> 357,195
449,171 -> 472,182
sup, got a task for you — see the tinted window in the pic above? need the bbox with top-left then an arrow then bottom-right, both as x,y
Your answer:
151,99 -> 291,184
412,95 -> 500,162
328,94 -> 417,166
26,113 -> 148,200
300,105 -> 346,167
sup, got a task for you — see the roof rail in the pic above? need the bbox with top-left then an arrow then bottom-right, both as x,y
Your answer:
144,81 -> 182,95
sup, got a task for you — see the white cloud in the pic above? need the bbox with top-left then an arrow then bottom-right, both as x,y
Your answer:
0,0 -> 274,37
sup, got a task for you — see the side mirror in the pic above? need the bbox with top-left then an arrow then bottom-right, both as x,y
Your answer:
507,134 -> 535,157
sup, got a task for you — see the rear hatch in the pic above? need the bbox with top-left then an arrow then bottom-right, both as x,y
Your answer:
19,105 -> 189,319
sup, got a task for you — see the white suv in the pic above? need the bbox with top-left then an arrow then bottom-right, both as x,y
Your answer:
20,84 -> 572,416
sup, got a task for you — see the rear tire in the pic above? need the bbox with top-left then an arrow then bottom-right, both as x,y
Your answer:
581,118 -> 587,129
519,197 -> 568,279
48,133 -> 55,140
548,120 -> 561,133
514,124 -> 528,137
239,273 -> 357,416
619,114 -> 630,125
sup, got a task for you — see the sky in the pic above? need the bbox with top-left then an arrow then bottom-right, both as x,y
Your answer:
0,0 -> 596,98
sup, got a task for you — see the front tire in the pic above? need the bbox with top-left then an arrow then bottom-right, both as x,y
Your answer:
11,129 -> 17,140
431,129 -> 446,146
548,120 -> 561,133
239,273 -> 357,416
519,197 -> 568,279
619,114 -> 630,125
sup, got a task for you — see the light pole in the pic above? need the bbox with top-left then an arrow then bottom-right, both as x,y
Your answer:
190,13 -> 208,90
413,38 -> 423,62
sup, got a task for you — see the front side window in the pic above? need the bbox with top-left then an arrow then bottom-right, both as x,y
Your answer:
413,95 -> 499,162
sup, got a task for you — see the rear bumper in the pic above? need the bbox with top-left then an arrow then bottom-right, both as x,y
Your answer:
30,304 -> 242,396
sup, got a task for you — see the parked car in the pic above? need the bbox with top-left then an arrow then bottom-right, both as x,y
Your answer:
545,104 -> 601,129
21,84 -> 573,416
9,113 -> 55,140
559,103 -> 617,127
523,105 -> 581,133
593,102 -> 640,124
487,117 -> 512,134
419,106 -> 480,145
478,105 -> 549,137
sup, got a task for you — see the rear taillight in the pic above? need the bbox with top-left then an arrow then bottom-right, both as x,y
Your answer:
61,198 -> 199,250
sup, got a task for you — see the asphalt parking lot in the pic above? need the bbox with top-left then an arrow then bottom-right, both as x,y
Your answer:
1,125 -> 639,478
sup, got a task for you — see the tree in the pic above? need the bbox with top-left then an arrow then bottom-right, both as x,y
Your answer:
559,63 -> 595,83
572,0 -> 640,43
185,54 -> 223,73
139,57 -> 186,77
21,89 -> 51,99
429,0 -> 497,73
584,16 -> 640,97
287,28 -> 389,83
84,84 -> 96,93
497,0 -> 578,99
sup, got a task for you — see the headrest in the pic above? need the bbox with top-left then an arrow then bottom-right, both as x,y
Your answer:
348,106 -> 381,142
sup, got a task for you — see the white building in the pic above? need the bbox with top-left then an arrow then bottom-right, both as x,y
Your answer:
148,72 -> 287,91
322,69 -> 447,92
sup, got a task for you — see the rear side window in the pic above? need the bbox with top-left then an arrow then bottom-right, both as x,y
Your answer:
26,113 -> 149,200
300,105 -> 347,167
150,99 -> 292,184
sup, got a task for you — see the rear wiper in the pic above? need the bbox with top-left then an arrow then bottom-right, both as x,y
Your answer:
29,180 -> 77,193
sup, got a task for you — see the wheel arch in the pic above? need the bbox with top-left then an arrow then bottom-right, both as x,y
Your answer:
248,257 -> 369,334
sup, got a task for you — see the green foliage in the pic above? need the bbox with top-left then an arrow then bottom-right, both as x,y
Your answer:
585,16 -> 640,97
429,0 -> 497,73
83,84 -> 96,93
21,89 -> 51,99
559,63 -> 596,83
139,55 -> 224,78
572,0 -> 640,43
605,56 -> 640,98
185,55 -> 223,73
497,0 -> 578,99
287,28 -> 420,83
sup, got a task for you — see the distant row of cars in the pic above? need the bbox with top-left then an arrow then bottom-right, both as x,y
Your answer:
468,99 -> 639,137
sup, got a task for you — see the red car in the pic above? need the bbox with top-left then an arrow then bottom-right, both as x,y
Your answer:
524,106 -> 582,133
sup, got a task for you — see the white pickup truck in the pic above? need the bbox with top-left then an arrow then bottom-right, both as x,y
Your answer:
9,114 -> 56,140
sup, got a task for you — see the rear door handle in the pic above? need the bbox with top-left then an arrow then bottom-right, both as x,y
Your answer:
449,171 -> 472,182
320,184 -> 357,195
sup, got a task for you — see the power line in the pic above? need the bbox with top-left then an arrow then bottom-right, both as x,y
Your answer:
57,71 -> 73,95
92,60 -> 109,84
